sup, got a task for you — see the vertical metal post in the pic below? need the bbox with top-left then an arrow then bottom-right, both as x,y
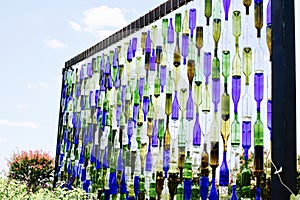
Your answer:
272,0 -> 297,199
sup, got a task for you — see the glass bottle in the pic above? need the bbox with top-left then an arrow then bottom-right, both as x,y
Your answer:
145,31 -> 152,71
243,0 -> 252,15
223,0 -> 231,21
195,27 -> 203,87
162,18 -> 168,46
254,0 -> 263,38
213,0 -> 222,53
205,0 -> 212,25
174,12 -> 181,67
189,8 -> 196,38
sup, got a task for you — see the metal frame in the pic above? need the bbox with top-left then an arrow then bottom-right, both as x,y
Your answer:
272,0 -> 297,199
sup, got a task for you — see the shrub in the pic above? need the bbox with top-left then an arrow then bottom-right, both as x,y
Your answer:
7,150 -> 54,192
0,177 -> 87,199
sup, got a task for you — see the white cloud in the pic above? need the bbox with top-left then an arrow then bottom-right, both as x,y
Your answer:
69,21 -> 81,31
0,120 -> 39,129
70,6 -> 127,39
17,104 -> 29,110
45,39 -> 68,49
27,81 -> 46,89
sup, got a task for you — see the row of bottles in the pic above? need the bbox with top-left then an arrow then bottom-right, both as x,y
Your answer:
56,0 -> 272,199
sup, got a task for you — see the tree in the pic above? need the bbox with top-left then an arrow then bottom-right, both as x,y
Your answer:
7,150 -> 54,192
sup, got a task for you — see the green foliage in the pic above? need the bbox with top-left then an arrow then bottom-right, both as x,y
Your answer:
0,177 -> 87,199
7,150 -> 54,192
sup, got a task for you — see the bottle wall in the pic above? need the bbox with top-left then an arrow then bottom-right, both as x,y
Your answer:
56,0 -> 272,199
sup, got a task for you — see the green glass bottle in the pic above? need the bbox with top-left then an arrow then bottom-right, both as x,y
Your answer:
254,112 -> 264,146
154,73 -> 160,98
241,161 -> 252,199
191,178 -> 200,200
212,0 -> 222,52
138,174 -> 146,200
149,174 -> 156,200
162,18 -> 168,45
175,13 -> 182,34
174,13 -> 182,68
184,151 -> 192,179
176,182 -> 184,200
205,0 -> 212,25
222,50 -> 230,84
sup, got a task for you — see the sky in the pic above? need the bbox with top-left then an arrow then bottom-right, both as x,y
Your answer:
0,0 -> 299,172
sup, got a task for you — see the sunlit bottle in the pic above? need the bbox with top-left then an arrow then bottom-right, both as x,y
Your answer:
213,0 -> 222,54
174,13 -> 182,68
205,0 -> 212,25
145,31 -> 152,71
195,26 -> 203,86
243,0 -> 252,15
189,8 -> 196,38
254,0 -> 263,38
223,0 -> 231,21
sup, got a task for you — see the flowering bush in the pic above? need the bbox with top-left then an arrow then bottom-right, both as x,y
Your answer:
0,177 -> 87,199
7,150 -> 54,192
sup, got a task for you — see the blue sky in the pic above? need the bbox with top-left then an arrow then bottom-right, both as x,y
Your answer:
0,0 -> 299,172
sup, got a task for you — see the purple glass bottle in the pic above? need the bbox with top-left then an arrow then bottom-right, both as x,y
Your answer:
232,76 -> 241,113
160,65 -> 167,93
168,18 -> 174,44
254,72 -> 264,111
132,37 -> 137,57
193,113 -> 201,146
189,8 -> 196,37
181,35 -> 189,65
204,52 -> 212,84
242,120 -> 251,160
212,79 -> 220,112
171,91 -> 180,121
223,0 -> 231,21
186,89 -> 194,121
